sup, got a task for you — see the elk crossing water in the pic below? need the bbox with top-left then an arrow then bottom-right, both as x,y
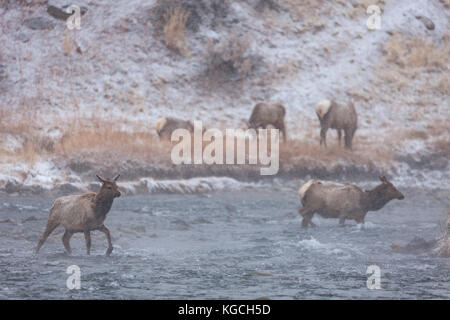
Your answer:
0,188 -> 448,299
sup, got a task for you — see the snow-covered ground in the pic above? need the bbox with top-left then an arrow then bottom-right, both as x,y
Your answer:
0,0 -> 448,194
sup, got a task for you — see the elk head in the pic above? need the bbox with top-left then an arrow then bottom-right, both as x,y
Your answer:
96,174 -> 121,198
378,175 -> 404,200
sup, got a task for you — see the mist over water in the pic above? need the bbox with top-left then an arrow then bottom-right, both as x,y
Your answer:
0,189 -> 448,299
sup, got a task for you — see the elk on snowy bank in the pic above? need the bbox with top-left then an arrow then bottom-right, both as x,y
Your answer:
316,99 -> 357,150
248,102 -> 287,142
156,117 -> 194,140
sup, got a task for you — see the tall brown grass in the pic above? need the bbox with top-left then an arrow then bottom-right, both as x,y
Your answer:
163,7 -> 190,55
383,33 -> 450,70
0,110 -> 396,170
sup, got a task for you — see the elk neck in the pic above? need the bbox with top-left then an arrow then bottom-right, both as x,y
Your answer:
93,190 -> 114,217
361,184 -> 392,212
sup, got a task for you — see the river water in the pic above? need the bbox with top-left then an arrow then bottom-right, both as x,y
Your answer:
0,188 -> 449,299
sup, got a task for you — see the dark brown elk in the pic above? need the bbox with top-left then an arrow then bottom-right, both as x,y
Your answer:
316,99 -> 357,150
298,176 -> 404,228
36,174 -> 121,256
156,117 -> 194,140
248,102 -> 287,142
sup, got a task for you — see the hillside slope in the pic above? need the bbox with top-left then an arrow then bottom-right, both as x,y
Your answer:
0,0 -> 449,194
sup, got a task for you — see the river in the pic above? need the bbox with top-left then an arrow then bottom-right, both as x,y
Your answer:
0,188 -> 448,299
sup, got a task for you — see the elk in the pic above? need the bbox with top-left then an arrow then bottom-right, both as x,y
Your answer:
248,102 -> 287,142
298,176 -> 404,227
36,174 -> 121,256
156,117 -> 194,140
316,99 -> 357,150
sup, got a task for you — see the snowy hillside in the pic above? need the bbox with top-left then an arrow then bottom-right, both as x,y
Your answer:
0,0 -> 449,194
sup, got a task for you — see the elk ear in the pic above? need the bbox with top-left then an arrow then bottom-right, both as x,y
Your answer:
96,174 -> 106,183
113,174 -> 120,181
379,175 -> 388,183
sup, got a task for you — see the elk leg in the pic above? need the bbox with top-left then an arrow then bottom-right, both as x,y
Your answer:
339,216 -> 346,226
62,230 -> 74,254
349,128 -> 356,150
279,122 -> 287,142
36,221 -> 59,253
337,129 -> 342,147
356,216 -> 365,226
299,207 -> 315,228
344,128 -> 355,150
98,225 -> 113,256
84,231 -> 91,255
320,127 -> 328,147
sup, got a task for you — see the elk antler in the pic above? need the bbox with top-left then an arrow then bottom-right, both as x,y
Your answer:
113,174 -> 120,181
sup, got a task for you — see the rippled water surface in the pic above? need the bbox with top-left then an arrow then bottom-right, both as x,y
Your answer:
0,189 -> 449,299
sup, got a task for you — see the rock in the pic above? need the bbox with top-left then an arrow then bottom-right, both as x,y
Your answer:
4,180 -> 21,194
224,204 -> 237,213
391,237 -> 437,254
0,218 -> 16,225
255,0 -> 282,12
172,219 -> 190,230
15,33 -> 30,43
132,225 -> 146,233
251,271 -> 273,277
24,17 -> 55,30
22,216 -> 38,223
193,217 -> 212,224
47,5 -> 88,21
416,15 -> 435,30
55,183 -> 81,195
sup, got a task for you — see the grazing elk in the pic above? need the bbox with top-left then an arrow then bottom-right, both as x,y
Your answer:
156,117 -> 195,140
36,174 -> 121,256
298,176 -> 404,228
316,99 -> 357,150
248,102 -> 287,142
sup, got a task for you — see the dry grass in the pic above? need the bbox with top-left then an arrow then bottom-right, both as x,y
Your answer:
426,119 -> 450,138
375,32 -> 449,103
282,0 -> 332,28
0,114 -> 45,163
383,33 -> 450,70
0,111 -> 170,165
163,7 -> 190,55
433,139 -> 450,155
280,139 -> 394,166
0,109 -> 395,171
62,30 -> 72,56
434,73 -> 450,95
346,0 -> 387,19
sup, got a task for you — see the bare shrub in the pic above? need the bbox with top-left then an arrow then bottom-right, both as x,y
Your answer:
282,0 -> 331,23
255,0 -> 282,12
163,7 -> 190,55
205,35 -> 257,84
152,0 -> 229,33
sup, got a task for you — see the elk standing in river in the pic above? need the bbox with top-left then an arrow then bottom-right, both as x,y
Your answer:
36,174 -> 121,256
298,176 -> 404,227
